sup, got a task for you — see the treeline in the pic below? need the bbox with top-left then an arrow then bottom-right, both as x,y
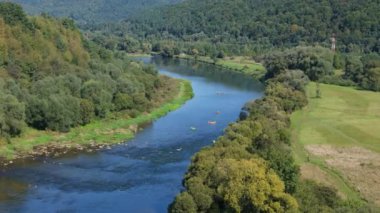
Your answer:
87,34 -> 380,92
169,48 -> 372,212
122,0 -> 380,56
11,0 -> 183,25
0,3 -> 167,140
343,53 -> 380,91
262,46 -> 380,91
11,0 -> 380,59
50,0 -> 380,76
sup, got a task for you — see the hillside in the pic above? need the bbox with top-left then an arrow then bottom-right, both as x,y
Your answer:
0,3 -> 182,147
129,0 -> 380,54
8,0 -> 183,24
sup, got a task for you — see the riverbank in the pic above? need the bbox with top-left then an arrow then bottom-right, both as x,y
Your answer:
0,79 -> 193,166
126,53 -> 153,57
291,82 -> 380,207
175,54 -> 266,79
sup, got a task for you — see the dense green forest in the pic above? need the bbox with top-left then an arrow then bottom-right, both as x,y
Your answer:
11,0 -> 380,57
9,0 -> 183,25
68,0 -> 379,92
126,0 -> 379,55
9,0 -> 380,57
0,3 -> 173,140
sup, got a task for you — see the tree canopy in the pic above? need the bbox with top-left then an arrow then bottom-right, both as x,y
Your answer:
0,3 -> 172,138
125,0 -> 380,55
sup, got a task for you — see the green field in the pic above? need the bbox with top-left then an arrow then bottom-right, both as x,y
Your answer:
292,83 -> 380,152
291,82 -> 380,205
0,80 -> 193,160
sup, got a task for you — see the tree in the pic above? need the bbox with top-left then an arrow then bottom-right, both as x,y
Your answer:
118,36 -> 140,53
344,55 -> 364,83
44,95 -> 81,132
113,93 -> 133,111
0,2 -> 29,26
81,80 -> 113,118
25,96 -> 48,130
333,53 -> 344,69
217,51 -> 225,59
185,177 -> 213,211
169,192 -> 197,213
0,94 -> 25,137
79,99 -> 95,125
211,158 -> 298,212
132,93 -> 149,112
366,67 -> 380,91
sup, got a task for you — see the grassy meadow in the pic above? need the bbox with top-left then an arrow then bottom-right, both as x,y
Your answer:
291,82 -> 380,205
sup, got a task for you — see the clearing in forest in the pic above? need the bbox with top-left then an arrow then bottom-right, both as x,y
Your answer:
291,82 -> 380,206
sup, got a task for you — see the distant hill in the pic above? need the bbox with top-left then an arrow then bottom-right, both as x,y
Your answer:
129,0 -> 380,53
6,0 -> 183,24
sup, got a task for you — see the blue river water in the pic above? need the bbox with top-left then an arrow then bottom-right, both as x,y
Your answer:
0,56 -> 263,213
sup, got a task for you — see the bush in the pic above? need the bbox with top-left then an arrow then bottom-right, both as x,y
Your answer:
169,192 -> 197,213
343,53 -> 380,91
79,99 -> 95,125
81,80 -> 113,118
294,180 -> 372,212
319,75 -> 357,87
0,94 -> 25,137
113,93 -> 133,111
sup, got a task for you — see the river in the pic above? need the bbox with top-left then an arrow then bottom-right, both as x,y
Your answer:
0,56 -> 263,213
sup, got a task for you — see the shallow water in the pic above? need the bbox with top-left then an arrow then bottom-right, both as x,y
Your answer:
0,56 -> 263,213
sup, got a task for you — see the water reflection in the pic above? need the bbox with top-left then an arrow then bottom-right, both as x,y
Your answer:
150,56 -> 264,91
0,177 -> 28,203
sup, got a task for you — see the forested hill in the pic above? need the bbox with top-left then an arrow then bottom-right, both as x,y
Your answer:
7,0 -> 183,24
129,0 -> 380,53
0,3 -> 171,139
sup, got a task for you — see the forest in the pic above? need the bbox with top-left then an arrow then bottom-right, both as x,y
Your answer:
11,0 -> 184,25
11,0 -> 380,56
109,0 -> 380,55
0,3 -> 174,141
76,0 -> 379,92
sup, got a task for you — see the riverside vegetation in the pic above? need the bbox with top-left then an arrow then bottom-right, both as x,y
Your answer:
2,0 -> 380,212
0,3 -> 193,162
169,47 -> 378,212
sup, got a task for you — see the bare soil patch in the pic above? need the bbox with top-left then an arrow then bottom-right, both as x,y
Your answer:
306,145 -> 380,205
